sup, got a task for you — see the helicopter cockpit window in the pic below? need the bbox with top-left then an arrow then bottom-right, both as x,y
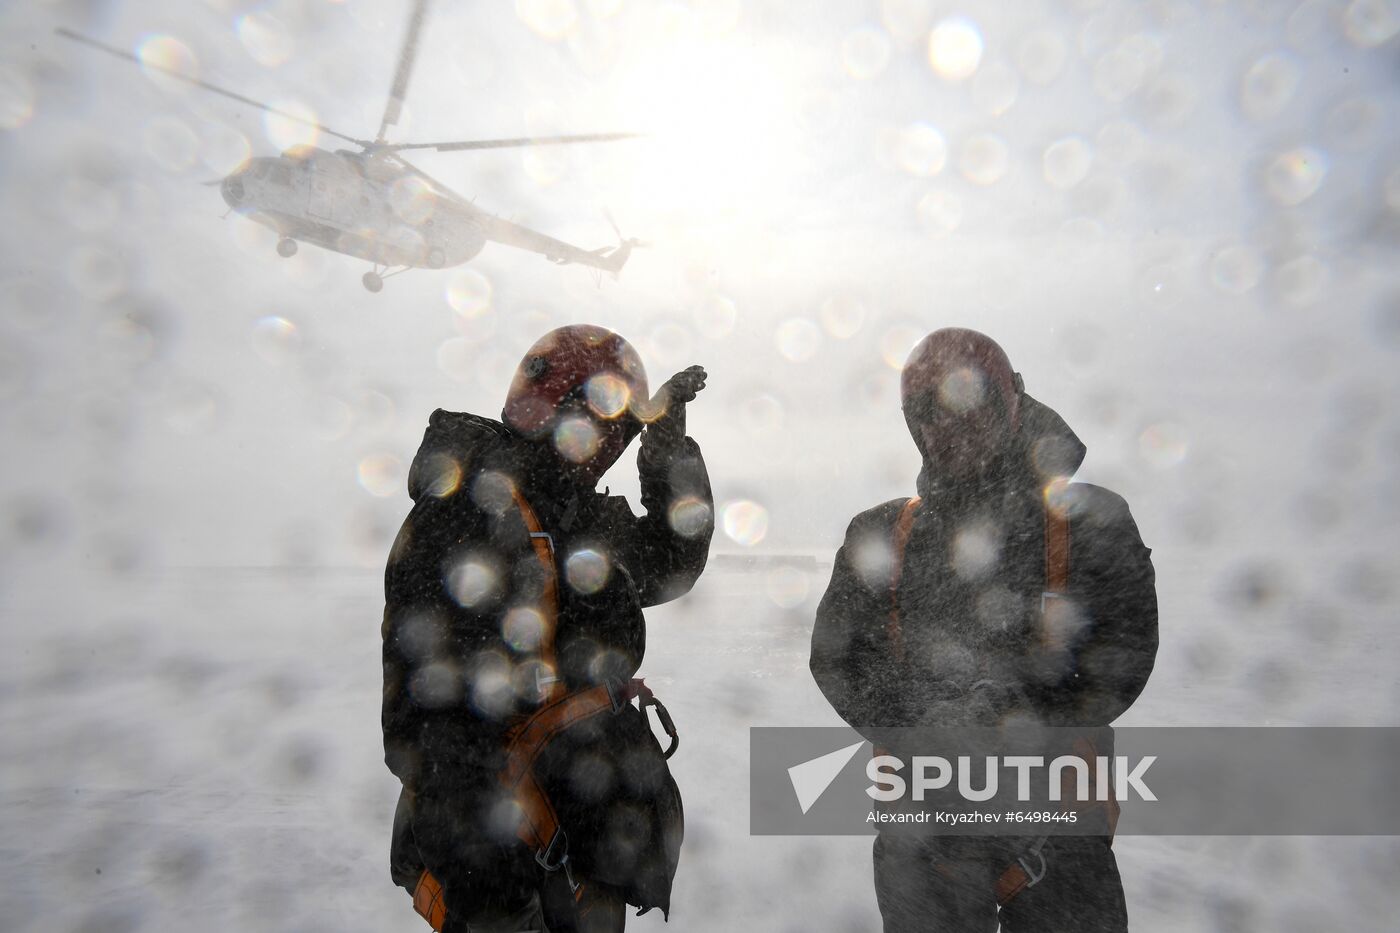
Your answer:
265,163 -> 292,186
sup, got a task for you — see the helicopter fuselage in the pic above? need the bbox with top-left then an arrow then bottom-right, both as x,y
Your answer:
219,147 -> 486,270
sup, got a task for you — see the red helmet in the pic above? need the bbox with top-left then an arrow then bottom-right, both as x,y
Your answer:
900,327 -> 1020,430
502,325 -> 650,438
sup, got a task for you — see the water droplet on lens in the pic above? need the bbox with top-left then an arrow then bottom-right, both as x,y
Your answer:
959,133 -> 1009,186
971,61 -> 1019,116
251,315 -> 301,364
565,548 -> 611,594
1264,147 -> 1327,206
263,98 -> 321,150
927,16 -> 983,82
1096,120 -> 1144,165
68,246 -> 127,303
1241,53 -> 1299,120
693,295 -> 737,340
1343,0 -> 1399,47
881,323 -> 923,369
1220,562 -> 1287,612
447,557 -> 501,608
1274,254 -> 1328,306
895,123 -> 947,176
584,373 -> 631,419
765,566 -> 810,609
357,453 -> 402,497
471,471 -> 517,515
1043,137 -> 1093,190
553,416 -> 600,463
143,116 -> 197,172
843,25 -> 892,80
646,321 -> 693,369
722,500 -> 769,547
503,606 -> 547,652
819,295 -> 866,339
237,11 -> 294,68
667,496 -> 713,538
1138,420 -> 1189,468
951,520 -> 1001,579
1093,45 -> 1147,102
162,381 -> 220,436
1016,30 -> 1066,86
775,318 -> 821,362
1209,245 -> 1264,295
1138,74 -> 1196,126
445,269 -> 493,319
917,189 -> 963,234
390,175 -> 437,224
739,394 -> 784,434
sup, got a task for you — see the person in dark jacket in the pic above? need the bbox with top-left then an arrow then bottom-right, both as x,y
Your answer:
383,325 -> 712,932
810,328 -> 1157,932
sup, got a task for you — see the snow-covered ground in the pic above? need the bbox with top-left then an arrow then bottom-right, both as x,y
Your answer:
3,555 -> 1397,932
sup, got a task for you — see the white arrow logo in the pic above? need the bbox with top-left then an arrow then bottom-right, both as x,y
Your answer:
788,741 -> 866,814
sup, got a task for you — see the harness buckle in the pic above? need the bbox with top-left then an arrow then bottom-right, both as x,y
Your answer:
1017,847 -> 1048,888
535,827 -> 569,873
606,679 -> 630,713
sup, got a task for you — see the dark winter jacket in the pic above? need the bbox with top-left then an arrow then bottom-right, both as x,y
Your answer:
382,409 -> 712,914
810,394 -> 1157,732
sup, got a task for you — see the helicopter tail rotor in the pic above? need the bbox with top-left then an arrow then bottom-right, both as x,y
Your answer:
599,209 -> 648,276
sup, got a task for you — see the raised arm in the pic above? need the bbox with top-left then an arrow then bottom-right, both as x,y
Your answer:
610,366 -> 714,607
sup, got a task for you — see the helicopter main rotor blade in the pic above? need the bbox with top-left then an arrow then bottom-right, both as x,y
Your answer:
55,27 -> 370,147
376,0 -> 430,143
387,132 -> 642,152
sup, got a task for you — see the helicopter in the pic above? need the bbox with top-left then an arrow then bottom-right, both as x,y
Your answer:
57,1 -> 644,292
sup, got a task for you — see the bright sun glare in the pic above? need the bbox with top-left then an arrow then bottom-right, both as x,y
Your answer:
605,37 -> 803,223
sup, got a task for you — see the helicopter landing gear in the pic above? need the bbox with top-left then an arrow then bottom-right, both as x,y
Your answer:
362,264 -> 409,293
277,237 -> 298,258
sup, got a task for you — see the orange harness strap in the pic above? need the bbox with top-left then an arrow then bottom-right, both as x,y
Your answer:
412,492 -> 678,929
1043,501 -> 1070,596
411,870 -> 447,931
411,683 -> 641,928
885,497 -> 921,665
510,486 -> 566,705
501,679 -> 658,886
412,487 -> 571,930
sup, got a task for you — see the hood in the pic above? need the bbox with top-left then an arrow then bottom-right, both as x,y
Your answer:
406,409 -> 515,502
1016,390 -> 1087,482
909,386 -> 1087,497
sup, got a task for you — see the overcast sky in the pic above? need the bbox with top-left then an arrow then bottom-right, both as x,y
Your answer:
1,0 -> 1397,574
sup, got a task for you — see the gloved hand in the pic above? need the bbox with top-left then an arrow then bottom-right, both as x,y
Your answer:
641,365 -> 707,454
